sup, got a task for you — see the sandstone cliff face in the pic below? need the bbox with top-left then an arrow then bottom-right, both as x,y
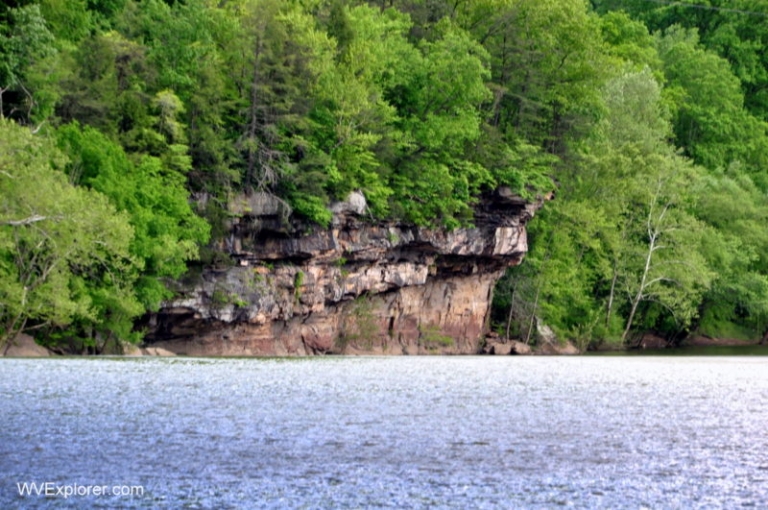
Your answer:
145,189 -> 539,355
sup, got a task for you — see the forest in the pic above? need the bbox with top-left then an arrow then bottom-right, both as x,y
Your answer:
1,0 -> 768,351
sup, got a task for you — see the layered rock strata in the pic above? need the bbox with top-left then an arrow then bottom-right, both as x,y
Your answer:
144,189 -> 539,355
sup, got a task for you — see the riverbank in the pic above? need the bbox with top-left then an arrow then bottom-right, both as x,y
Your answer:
683,335 -> 764,347
4,332 -> 767,357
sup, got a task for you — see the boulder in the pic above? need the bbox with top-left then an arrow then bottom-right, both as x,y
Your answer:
330,190 -> 367,216
122,343 -> 143,356
637,333 -> 669,349
484,338 -> 531,355
492,342 -> 514,355
509,340 -> 532,355
141,347 -> 176,356
2,334 -> 50,357
535,341 -> 579,355
229,191 -> 286,217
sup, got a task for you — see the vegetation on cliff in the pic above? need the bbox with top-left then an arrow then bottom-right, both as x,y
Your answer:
1,0 -> 768,350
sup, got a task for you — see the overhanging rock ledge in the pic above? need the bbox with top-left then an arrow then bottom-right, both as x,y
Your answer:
143,188 -> 543,355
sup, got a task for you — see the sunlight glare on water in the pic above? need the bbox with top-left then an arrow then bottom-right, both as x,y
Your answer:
1,356 -> 767,508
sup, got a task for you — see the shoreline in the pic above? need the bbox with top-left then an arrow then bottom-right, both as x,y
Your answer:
3,332 -> 767,358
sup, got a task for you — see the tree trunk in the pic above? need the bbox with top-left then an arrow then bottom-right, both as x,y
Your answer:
622,230 -> 657,343
524,277 -> 542,345
606,261 -> 618,327
505,280 -> 517,340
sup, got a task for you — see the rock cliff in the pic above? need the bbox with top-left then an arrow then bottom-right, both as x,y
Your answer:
144,189 -> 540,355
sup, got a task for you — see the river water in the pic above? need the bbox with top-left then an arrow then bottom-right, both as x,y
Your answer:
1,356 -> 767,509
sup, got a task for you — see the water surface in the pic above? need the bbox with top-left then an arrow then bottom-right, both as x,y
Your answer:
1,356 -> 767,508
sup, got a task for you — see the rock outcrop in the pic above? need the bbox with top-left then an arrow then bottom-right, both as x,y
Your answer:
482,333 -> 533,355
2,334 -> 50,357
144,189 -> 541,356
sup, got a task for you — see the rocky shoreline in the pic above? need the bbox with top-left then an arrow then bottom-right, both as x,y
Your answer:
4,331 -> 764,357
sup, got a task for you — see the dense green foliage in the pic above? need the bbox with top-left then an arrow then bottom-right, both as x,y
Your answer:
0,119 -> 141,349
496,1 -> 768,348
2,0 -> 768,349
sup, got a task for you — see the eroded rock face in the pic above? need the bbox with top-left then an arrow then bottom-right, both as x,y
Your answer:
144,189 -> 540,355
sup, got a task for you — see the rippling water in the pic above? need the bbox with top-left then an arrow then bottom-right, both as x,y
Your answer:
1,356 -> 767,508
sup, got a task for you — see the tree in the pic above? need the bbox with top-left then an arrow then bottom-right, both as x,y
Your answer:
595,70 -> 715,342
593,0 -> 768,120
385,19 -> 495,227
693,170 -> 768,340
311,3 -> 411,216
39,0 -> 93,43
0,119 -> 140,350
459,0 -> 609,153
0,4 -> 57,122
617,160 -> 713,342
598,10 -> 661,72
496,68 -> 716,347
56,122 -> 210,310
126,0 -> 238,190
656,26 -> 762,173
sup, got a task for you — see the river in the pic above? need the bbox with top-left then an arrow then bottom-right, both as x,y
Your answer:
1,356 -> 767,508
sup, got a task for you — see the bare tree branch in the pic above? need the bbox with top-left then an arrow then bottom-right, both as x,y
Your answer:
3,215 -> 49,226
30,120 -> 46,134
0,214 -> 61,227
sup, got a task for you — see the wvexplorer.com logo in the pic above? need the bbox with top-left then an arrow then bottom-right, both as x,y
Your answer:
17,481 -> 144,499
